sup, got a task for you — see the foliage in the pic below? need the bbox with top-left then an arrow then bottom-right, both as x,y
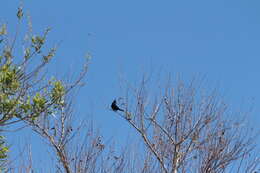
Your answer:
0,6 -> 87,171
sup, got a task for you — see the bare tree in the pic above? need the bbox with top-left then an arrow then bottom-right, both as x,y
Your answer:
114,76 -> 260,173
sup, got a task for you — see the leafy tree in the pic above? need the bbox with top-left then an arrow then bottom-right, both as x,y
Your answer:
0,6 -> 121,173
0,6 -> 88,172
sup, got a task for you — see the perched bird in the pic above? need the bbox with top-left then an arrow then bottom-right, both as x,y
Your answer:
111,99 -> 124,112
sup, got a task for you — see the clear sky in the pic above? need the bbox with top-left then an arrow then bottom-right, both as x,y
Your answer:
1,0 -> 260,170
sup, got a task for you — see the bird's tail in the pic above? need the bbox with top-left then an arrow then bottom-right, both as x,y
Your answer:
118,108 -> 124,112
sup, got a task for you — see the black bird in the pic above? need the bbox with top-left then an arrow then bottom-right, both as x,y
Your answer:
111,99 -> 124,112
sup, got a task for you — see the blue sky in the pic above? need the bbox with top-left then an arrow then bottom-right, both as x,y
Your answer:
1,0 -> 260,169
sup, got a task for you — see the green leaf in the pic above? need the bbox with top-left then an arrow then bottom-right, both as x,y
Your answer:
24,47 -> 31,59
51,80 -> 65,106
0,24 -> 7,35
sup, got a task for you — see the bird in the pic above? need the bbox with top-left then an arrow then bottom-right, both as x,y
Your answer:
111,99 -> 124,112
